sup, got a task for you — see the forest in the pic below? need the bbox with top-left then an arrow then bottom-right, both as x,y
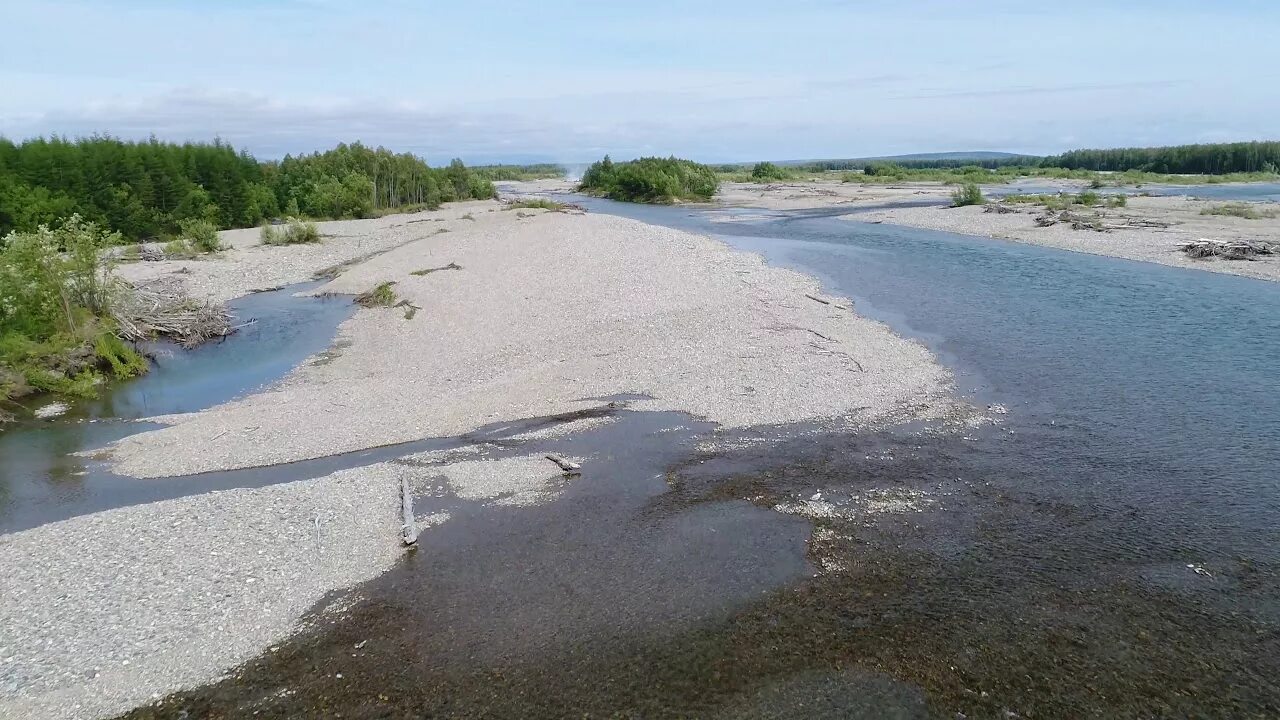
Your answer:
0,136 -> 495,242
579,155 -> 719,203
1042,141 -> 1280,174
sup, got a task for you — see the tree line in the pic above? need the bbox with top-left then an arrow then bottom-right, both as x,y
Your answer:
0,136 -> 495,242
1042,141 -> 1280,175
725,141 -> 1280,176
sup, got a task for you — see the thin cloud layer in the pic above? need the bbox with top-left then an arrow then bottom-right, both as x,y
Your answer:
2,0 -> 1278,162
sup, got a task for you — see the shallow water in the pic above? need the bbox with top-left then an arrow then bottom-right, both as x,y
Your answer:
0,282 -> 355,532
574,195 -> 1280,556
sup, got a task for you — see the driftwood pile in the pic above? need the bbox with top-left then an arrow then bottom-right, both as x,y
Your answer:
1177,238 -> 1278,261
1032,210 -> 1173,233
111,279 -> 235,347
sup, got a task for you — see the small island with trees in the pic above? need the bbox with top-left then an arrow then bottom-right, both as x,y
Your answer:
578,155 -> 719,204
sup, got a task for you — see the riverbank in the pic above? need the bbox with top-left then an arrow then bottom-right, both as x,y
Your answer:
707,180 -> 1280,282
1,201 -> 966,719
850,195 -> 1280,283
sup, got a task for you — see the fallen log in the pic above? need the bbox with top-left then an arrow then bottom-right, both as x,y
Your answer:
545,453 -> 581,472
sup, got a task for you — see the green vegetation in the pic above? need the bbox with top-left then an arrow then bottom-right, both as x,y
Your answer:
261,218 -> 321,245
1200,202 -> 1277,220
0,137 -> 496,242
841,164 -> 1005,185
506,198 -> 567,211
0,136 -> 270,242
750,162 -> 788,182
273,148 -> 494,221
283,218 -> 321,244
1002,192 -> 1130,211
579,155 -> 719,203
950,183 -> 984,207
176,218 -> 221,254
0,216 -> 148,405
1045,141 -> 1280,174
472,164 -> 565,181
355,281 -> 397,307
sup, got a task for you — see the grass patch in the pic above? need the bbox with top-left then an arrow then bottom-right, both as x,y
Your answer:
506,198 -> 567,211
461,213 -> 476,221
1001,192 -> 1128,211
262,218 -> 321,245
1199,202 -> 1277,220
355,281 -> 398,307
950,182 -> 984,207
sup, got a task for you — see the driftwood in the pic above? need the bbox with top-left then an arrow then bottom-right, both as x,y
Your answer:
409,263 -> 462,276
984,203 -> 1018,214
804,293 -> 831,305
545,453 -> 581,472
1177,238 -> 1277,261
392,299 -> 422,320
111,280 -> 234,347
401,476 -> 417,546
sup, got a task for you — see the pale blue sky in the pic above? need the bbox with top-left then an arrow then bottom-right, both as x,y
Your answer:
2,0 -> 1277,163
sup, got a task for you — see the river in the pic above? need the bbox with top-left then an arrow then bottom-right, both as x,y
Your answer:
6,196 -> 1279,717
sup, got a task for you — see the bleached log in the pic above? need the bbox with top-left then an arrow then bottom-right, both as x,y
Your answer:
545,453 -> 581,472
401,476 -> 417,546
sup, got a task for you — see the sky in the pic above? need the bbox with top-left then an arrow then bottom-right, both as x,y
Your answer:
2,0 -> 1278,164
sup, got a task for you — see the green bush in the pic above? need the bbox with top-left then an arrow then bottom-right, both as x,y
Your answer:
1077,190 -> 1101,206
178,218 -> 221,253
0,215 -> 146,402
864,162 -> 906,178
579,155 -> 719,203
262,218 -> 321,245
750,162 -> 788,182
1107,195 -> 1128,208
950,182 -> 984,207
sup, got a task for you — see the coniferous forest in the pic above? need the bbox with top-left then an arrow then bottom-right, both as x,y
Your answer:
0,136 -> 495,242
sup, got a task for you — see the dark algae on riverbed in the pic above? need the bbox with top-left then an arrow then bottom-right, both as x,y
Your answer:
117,416 -> 1279,719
